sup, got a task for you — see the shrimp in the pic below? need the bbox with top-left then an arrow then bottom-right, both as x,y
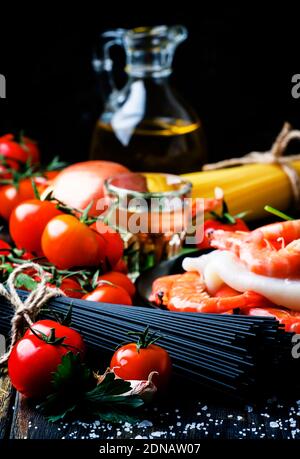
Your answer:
184,250 -> 300,310
253,220 -> 300,245
151,271 -> 268,313
149,274 -> 182,307
210,220 -> 300,278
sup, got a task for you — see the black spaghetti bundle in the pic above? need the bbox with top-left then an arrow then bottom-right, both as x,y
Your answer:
0,292 -> 297,397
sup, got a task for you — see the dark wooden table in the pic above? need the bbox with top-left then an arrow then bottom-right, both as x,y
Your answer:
1,221 -> 300,441
1,373 -> 300,440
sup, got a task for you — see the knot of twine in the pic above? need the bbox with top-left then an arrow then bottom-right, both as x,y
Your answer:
0,262 -> 64,365
203,122 -> 300,206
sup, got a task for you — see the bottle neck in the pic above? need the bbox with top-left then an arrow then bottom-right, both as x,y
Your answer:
124,46 -> 174,79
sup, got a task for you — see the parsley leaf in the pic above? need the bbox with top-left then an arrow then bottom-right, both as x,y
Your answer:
37,352 -> 144,424
15,273 -> 38,291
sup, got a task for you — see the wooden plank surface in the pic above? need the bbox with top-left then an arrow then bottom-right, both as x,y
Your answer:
4,380 -> 300,439
0,374 -> 15,439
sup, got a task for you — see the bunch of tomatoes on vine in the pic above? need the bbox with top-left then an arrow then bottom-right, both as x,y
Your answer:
0,132 -> 172,423
0,132 -> 135,306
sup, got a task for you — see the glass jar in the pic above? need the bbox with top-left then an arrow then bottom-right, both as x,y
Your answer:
90,25 -> 207,173
104,172 -> 192,277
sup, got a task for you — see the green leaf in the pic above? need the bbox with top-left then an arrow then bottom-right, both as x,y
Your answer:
0,263 -> 13,273
61,304 -> 73,327
233,211 -> 250,220
95,409 -> 140,424
15,273 -> 38,291
37,393 -> 79,423
12,248 -> 25,258
45,156 -> 68,171
31,178 -> 40,200
51,352 -> 90,392
223,212 -> 236,224
86,373 -> 132,398
47,408 -> 77,423
91,269 -> 100,289
264,205 -> 294,221
179,247 -> 199,256
84,373 -> 144,413
37,353 -> 144,424
37,352 -> 92,421
80,200 -> 94,223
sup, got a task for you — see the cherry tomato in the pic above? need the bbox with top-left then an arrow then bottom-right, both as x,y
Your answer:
9,200 -> 62,256
0,133 -> 40,172
8,320 -> 85,399
82,283 -> 132,306
51,161 -> 129,217
0,179 -> 36,220
196,196 -> 249,250
20,136 -> 40,165
21,251 -> 36,260
93,221 -> 124,268
18,272 -> 84,299
24,320 -> 85,352
97,271 -> 135,298
41,214 -> 106,269
111,330 -> 172,389
59,277 -> 84,299
198,218 -> 249,250
243,307 -> 300,333
0,171 -> 61,221
113,258 -> 128,274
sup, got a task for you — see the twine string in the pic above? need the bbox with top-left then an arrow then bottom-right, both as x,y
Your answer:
203,122 -> 300,206
0,262 -> 63,365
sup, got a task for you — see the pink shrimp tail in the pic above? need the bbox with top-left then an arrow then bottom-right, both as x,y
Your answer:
210,229 -> 248,255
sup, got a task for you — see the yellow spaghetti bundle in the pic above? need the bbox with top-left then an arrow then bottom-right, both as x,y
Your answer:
182,123 -> 300,220
182,162 -> 300,220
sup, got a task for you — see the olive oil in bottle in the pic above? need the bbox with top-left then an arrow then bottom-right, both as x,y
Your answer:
90,25 -> 207,172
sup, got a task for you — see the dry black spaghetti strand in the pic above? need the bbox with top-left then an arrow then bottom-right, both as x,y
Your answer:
0,291 -> 296,397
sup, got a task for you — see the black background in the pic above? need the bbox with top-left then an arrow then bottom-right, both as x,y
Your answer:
0,5 -> 299,164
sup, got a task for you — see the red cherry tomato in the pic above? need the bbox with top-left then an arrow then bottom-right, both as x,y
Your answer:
82,283 -> 132,306
0,179 -> 37,220
21,251 -> 36,260
41,214 -> 106,269
113,258 -> 128,274
9,200 -> 62,256
8,320 -> 85,399
111,334 -> 172,389
20,136 -> 40,165
198,218 -> 249,250
0,133 -> 40,171
18,272 -> 84,299
93,221 -> 124,269
59,277 -> 84,299
97,271 -> 135,298
0,172 -> 62,221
